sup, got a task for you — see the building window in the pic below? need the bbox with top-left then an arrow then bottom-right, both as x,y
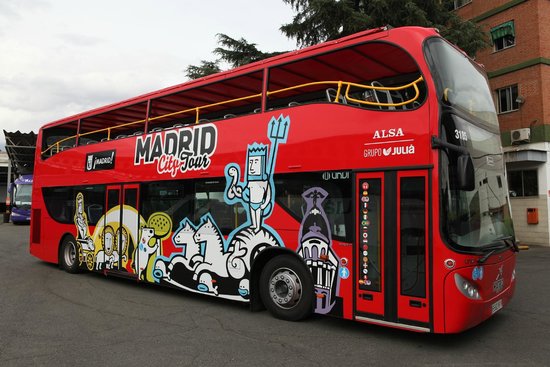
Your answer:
451,0 -> 472,10
508,170 -> 538,197
491,21 -> 515,51
496,85 -> 519,113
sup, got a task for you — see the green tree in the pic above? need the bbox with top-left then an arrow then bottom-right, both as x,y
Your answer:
214,34 -> 284,68
280,0 -> 488,56
185,60 -> 221,80
185,34 -> 285,79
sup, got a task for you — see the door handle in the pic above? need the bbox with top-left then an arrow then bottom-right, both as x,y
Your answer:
360,293 -> 373,301
409,300 -> 423,308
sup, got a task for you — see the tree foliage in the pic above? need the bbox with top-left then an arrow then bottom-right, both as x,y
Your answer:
185,34 -> 284,79
214,34 -> 284,68
185,60 -> 222,80
280,0 -> 488,56
185,0 -> 488,79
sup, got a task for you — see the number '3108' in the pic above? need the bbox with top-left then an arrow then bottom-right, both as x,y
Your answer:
455,129 -> 468,141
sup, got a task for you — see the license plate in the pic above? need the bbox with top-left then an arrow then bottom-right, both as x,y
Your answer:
491,299 -> 503,314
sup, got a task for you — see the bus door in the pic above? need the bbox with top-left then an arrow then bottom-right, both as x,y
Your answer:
355,170 -> 430,330
104,184 -> 140,274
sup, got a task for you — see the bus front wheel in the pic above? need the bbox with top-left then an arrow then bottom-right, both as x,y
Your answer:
60,236 -> 81,274
259,255 -> 314,321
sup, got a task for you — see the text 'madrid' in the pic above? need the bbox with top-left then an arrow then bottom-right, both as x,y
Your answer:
134,124 -> 218,177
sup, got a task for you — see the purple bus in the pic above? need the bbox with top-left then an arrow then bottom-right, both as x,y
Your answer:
8,175 -> 33,224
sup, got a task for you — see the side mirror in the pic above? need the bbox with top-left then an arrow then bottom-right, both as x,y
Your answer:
457,154 -> 475,191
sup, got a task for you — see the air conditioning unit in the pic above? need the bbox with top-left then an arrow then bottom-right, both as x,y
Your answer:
511,128 -> 531,144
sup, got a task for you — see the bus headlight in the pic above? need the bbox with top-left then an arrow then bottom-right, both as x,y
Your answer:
454,273 -> 481,300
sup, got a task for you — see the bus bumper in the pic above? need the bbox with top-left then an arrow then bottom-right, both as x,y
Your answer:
11,211 -> 31,223
443,256 -> 516,333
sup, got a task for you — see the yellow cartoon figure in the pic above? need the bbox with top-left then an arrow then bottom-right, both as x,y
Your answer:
96,225 -> 120,270
117,227 -> 130,270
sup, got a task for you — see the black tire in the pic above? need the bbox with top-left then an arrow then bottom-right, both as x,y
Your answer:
60,236 -> 81,274
259,254 -> 314,321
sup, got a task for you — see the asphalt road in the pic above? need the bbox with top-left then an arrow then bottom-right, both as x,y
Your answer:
1,223 -> 549,367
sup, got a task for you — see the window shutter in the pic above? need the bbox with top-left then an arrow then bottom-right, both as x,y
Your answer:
490,21 -> 515,42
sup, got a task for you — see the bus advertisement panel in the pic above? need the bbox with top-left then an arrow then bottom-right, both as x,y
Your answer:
29,26 -> 517,333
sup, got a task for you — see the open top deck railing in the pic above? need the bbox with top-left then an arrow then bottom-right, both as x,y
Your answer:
42,76 -> 424,156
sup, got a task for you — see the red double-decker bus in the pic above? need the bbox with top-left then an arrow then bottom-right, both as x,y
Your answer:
30,26 -> 517,333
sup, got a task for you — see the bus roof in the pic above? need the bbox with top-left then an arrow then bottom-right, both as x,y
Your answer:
40,26 -> 438,131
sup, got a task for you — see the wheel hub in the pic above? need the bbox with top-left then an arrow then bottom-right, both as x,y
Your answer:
64,241 -> 76,266
269,268 -> 302,309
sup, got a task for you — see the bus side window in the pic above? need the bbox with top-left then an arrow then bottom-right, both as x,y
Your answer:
194,180 -> 246,234
274,172 -> 352,242
87,204 -> 103,224
141,181 -> 192,231
42,187 -> 75,224
76,186 -> 105,226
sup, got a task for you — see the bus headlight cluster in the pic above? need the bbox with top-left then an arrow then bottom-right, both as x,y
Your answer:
454,273 -> 481,300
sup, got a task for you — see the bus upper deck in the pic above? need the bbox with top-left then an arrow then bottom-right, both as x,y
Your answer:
39,26 -> 430,161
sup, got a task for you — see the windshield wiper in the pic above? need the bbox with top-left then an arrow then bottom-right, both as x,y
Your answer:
478,249 -> 496,264
478,236 -> 518,264
503,237 -> 520,253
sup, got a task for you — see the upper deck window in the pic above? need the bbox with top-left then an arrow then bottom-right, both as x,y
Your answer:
79,101 -> 149,144
267,41 -> 426,111
41,120 -> 78,158
146,70 -> 263,132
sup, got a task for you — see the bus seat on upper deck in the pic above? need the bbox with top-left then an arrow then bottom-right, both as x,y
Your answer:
326,88 -> 347,104
371,81 -> 395,110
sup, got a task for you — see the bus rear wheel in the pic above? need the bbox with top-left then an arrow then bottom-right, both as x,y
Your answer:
260,255 -> 314,321
60,236 -> 81,274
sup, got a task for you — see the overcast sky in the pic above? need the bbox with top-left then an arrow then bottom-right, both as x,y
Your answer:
0,0 -> 297,150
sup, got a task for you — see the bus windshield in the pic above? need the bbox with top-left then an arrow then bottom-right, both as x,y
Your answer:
425,37 -> 498,126
14,184 -> 32,209
439,114 -> 514,250
426,38 -> 514,251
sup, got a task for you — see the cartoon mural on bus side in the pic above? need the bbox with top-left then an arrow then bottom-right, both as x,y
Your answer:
73,193 -> 150,273
74,192 -> 95,270
153,114 -> 290,300
135,212 -> 172,280
94,225 -> 119,270
117,227 -> 131,272
297,187 -> 341,314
